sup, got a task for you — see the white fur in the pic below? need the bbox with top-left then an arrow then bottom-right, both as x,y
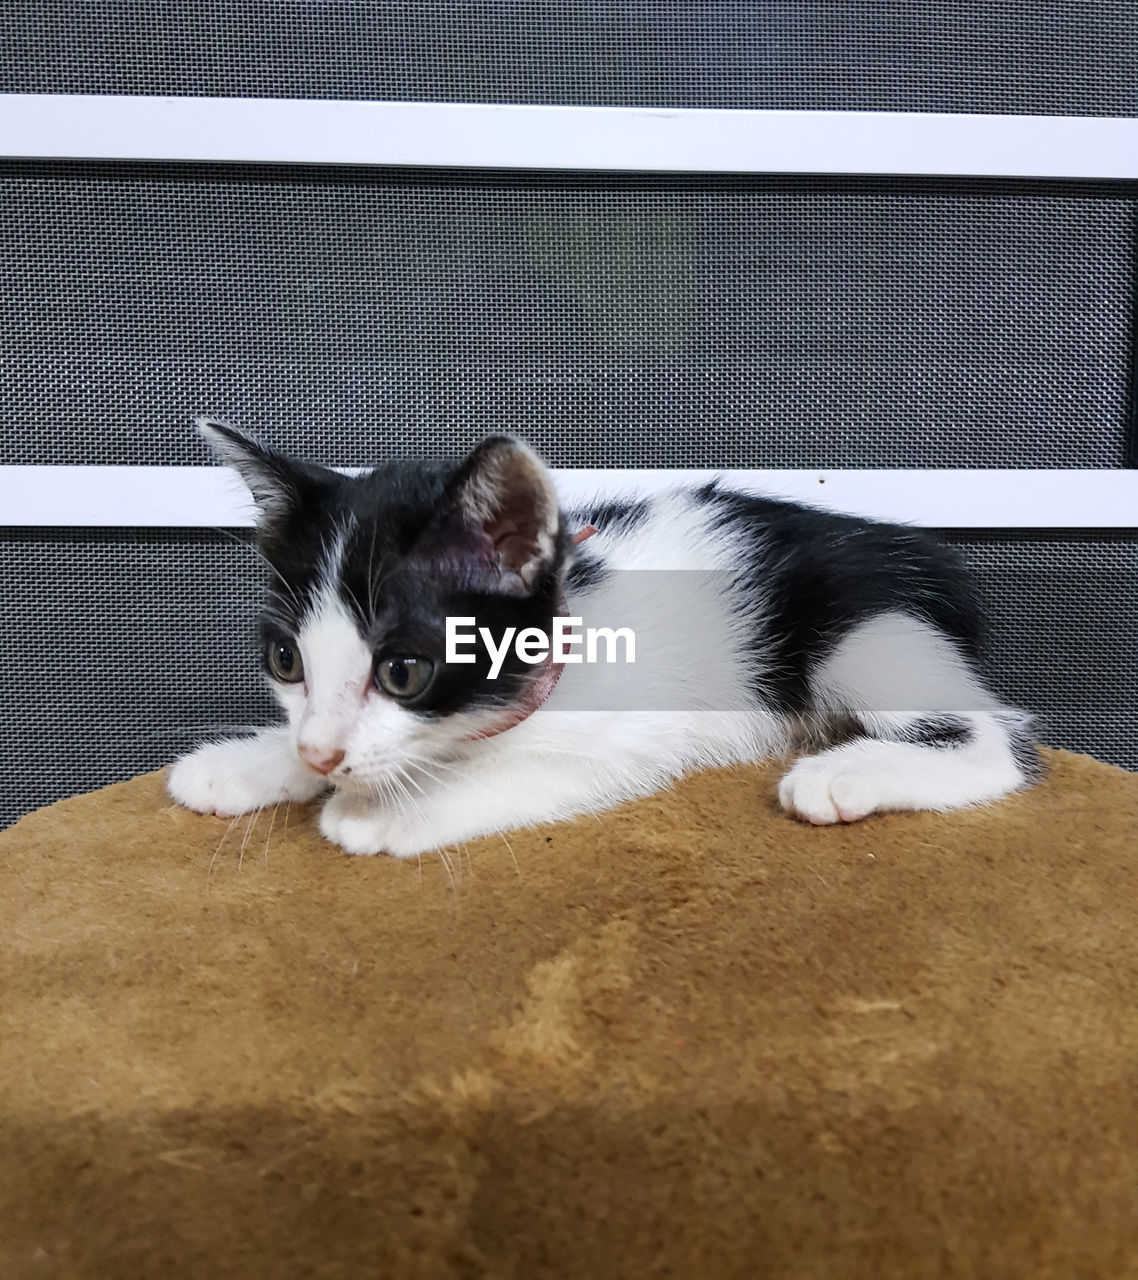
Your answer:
810,611 -> 996,720
779,612 -> 1030,824
167,725 -> 328,815
169,495 -> 1032,855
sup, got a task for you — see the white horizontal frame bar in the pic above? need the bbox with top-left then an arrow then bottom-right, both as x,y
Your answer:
3,94 -> 1138,179
1,467 -> 1135,530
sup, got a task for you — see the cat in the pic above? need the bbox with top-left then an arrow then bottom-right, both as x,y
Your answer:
167,419 -> 1040,857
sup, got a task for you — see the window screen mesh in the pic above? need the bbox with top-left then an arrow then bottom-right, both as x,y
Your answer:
3,1 -> 1136,116
946,532 -> 1138,771
2,529 -> 1135,831
2,162 -> 1133,470
1,531 -> 274,832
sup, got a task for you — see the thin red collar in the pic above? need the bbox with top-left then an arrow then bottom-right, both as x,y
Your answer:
469,525 -> 597,741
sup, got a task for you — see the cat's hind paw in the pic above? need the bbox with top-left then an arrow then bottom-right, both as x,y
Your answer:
778,754 -> 881,825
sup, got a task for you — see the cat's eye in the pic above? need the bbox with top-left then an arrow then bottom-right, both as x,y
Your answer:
267,639 -> 304,684
375,656 -> 435,699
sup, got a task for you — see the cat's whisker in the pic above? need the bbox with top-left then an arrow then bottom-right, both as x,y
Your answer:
211,523 -> 306,617
390,770 -> 459,888
436,844 -> 458,899
459,841 -> 475,878
237,806 -> 262,872
337,544 -> 370,627
365,532 -> 410,624
386,777 -> 408,817
380,773 -> 411,822
142,723 -> 275,742
405,762 -> 453,790
390,770 -> 429,830
405,769 -> 458,792
499,831 -> 521,879
399,753 -> 461,778
208,812 -> 244,881
405,752 -> 461,773
365,520 -> 380,620
262,802 -> 278,867
373,774 -> 397,813
397,768 -> 429,798
379,774 -> 398,809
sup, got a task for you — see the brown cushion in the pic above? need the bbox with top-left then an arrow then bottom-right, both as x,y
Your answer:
2,749 -> 1136,1278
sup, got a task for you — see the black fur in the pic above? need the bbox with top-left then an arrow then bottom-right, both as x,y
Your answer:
573,496 -> 651,538
233,438 -> 568,720
694,483 -> 985,717
564,496 -> 650,593
1006,723 -> 1046,782
883,715 -> 975,748
215,423 -> 999,742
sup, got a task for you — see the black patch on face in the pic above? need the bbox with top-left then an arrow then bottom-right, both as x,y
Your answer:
694,482 -> 987,717
349,563 -> 563,718
255,459 -> 450,633
255,455 -> 569,720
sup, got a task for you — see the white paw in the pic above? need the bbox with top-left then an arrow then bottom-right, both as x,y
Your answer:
318,792 -> 387,856
778,754 -> 884,825
318,791 -> 443,859
168,739 -> 326,817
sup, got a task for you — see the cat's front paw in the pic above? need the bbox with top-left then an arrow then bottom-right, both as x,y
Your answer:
318,791 -> 395,857
778,754 -> 880,825
318,791 -> 440,859
168,738 -> 327,817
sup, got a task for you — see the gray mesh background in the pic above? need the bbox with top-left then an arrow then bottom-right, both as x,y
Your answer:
2,163 -> 1133,470
3,1 -> 1136,116
947,533 -> 1138,770
1,531 -> 274,832
2,529 -> 1135,830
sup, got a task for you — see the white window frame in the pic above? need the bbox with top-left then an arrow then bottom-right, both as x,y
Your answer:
1,93 -> 1136,529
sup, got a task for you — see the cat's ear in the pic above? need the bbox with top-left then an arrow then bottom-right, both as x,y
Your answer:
196,418 -> 327,528
437,436 -> 562,594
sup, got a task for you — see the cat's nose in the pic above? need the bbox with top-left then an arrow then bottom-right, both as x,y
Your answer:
298,745 -> 345,776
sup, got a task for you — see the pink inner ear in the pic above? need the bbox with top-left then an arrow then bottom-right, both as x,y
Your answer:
493,532 -> 537,573
431,439 -> 558,588
485,506 -> 543,574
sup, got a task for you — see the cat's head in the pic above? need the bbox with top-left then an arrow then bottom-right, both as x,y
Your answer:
199,419 -> 569,790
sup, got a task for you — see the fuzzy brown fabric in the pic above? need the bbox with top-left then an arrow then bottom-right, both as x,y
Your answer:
2,750 -> 1137,1279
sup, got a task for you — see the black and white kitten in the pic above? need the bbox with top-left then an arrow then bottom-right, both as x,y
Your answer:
168,420 -> 1039,856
